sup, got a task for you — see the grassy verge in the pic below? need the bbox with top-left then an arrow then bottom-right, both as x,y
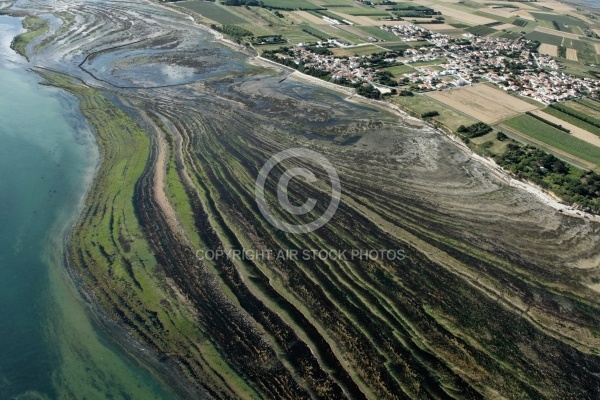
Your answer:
11,16 -> 49,60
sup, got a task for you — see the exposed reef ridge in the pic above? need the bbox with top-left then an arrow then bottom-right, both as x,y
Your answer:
5,0 -> 600,398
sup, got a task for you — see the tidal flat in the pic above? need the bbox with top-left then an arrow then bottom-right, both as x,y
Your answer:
4,0 -> 600,398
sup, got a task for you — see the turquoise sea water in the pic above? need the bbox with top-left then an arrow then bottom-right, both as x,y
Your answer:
0,16 -> 177,399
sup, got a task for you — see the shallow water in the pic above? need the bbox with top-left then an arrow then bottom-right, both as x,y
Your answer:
0,15 -> 177,399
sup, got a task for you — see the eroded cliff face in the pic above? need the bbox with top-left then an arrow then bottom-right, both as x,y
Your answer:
8,0 -> 600,398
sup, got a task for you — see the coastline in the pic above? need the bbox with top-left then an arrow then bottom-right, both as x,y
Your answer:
158,0 -> 600,222
258,55 -> 600,222
42,68 -> 203,399
36,66 -> 198,400
0,12 -> 190,398
5,1 -> 600,398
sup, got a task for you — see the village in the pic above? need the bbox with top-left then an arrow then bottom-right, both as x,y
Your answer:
266,23 -> 600,104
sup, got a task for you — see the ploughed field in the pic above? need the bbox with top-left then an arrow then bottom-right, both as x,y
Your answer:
8,0 -> 600,398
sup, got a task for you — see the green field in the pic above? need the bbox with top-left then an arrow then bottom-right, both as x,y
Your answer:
543,105 -> 600,137
298,23 -> 332,40
466,25 -> 497,36
474,11 -> 513,24
330,7 -> 391,16
530,12 -> 587,27
178,1 -> 246,24
260,0 -> 322,9
392,94 -> 478,130
317,24 -> 362,43
409,58 -> 447,66
512,19 -> 529,28
503,114 -> 600,165
331,44 -> 384,56
359,26 -> 402,41
381,42 -> 411,51
312,0 -> 356,5
383,64 -> 416,76
575,98 -> 600,114
555,58 -> 600,79
499,31 -> 522,40
562,37 -> 590,52
281,27 -> 319,43
525,31 -> 563,46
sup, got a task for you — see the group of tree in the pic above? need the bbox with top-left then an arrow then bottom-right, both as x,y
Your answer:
549,103 -> 600,129
495,143 -> 600,211
222,0 -> 261,6
421,110 -> 440,118
210,24 -> 253,42
457,122 -> 493,138
375,70 -> 399,87
223,0 -> 323,10
357,84 -> 382,99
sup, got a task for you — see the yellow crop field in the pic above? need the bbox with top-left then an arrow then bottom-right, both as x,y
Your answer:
425,84 -> 541,124
539,43 -> 558,56
566,48 -> 578,61
480,7 -> 518,19
431,5 -> 496,25
293,11 -> 328,25
328,12 -> 384,26
493,23 -> 517,31
535,26 -> 580,40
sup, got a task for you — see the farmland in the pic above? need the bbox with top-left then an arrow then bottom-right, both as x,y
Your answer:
8,1 -> 600,399
545,103 -> 600,136
380,42 -> 411,52
329,7 -> 391,16
567,48 -> 579,61
465,25 -> 497,36
425,84 -> 540,124
530,110 -> 600,147
391,94 -> 478,130
570,99 -> 600,119
502,114 -> 600,167
177,1 -> 245,24
535,26 -> 580,40
260,0 -> 322,10
538,43 -> 558,56
331,44 -> 385,56
525,30 -> 564,46
382,64 -> 416,77
184,0 -> 600,173
530,12 -> 587,27
359,26 -> 403,41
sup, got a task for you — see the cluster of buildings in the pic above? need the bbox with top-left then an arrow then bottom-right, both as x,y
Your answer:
382,25 -> 598,103
271,24 -> 600,103
280,45 -> 384,83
